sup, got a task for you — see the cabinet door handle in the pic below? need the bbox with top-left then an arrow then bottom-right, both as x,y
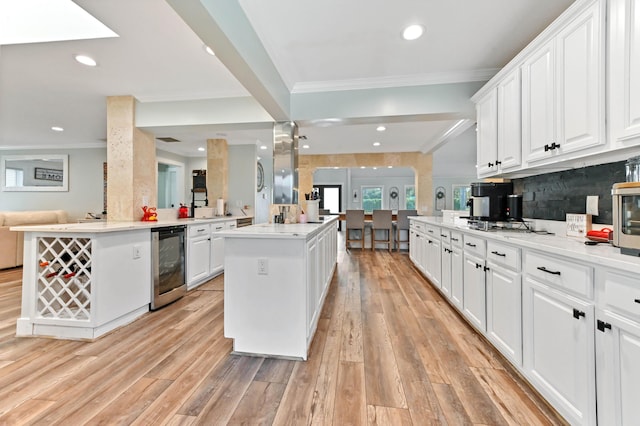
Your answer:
488,162 -> 494,168
544,143 -> 551,152
537,266 -> 561,276
466,242 -> 476,247
484,266 -> 490,272
597,320 -> 612,332
573,308 -> 586,320
635,298 -> 640,304
495,160 -> 502,166
428,240 -> 433,244
475,263 -> 482,269
491,250 -> 506,257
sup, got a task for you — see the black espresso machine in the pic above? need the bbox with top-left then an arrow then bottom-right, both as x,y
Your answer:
468,182 -> 522,222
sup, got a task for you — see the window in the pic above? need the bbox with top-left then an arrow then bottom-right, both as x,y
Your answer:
453,185 -> 471,211
405,185 -> 416,209
5,167 -> 23,187
361,186 -> 382,212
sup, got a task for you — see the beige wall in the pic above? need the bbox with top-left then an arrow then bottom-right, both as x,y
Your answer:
299,152 -> 433,215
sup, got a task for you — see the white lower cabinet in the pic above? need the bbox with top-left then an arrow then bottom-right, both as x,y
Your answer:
486,241 -> 522,366
595,268 -> 640,425
441,243 -> 452,299
523,276 -> 596,425
187,224 -> 211,286
187,220 -> 235,288
487,265 -> 522,366
462,252 -> 486,332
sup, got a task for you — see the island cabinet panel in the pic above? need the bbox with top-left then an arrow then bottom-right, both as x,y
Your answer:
17,229 -> 152,340
222,218 -> 338,360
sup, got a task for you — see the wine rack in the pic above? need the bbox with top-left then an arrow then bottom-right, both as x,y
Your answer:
36,237 -> 92,321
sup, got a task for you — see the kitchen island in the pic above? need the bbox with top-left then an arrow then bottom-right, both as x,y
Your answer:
11,216 -> 249,340
219,216 -> 338,360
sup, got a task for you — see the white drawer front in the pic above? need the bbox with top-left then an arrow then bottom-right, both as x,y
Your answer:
211,223 -> 226,232
487,240 -> 521,271
463,234 -> 486,258
602,270 -> 640,321
188,223 -> 211,237
424,224 -> 440,239
525,251 -> 593,299
450,231 -> 463,247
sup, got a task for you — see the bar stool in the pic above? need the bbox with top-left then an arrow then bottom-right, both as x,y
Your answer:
395,209 -> 417,251
345,210 -> 365,249
371,210 -> 393,251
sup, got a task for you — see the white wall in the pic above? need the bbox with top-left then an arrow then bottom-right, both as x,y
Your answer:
228,144 -> 256,214
432,125 -> 477,215
313,167 -> 415,211
0,148 -> 106,220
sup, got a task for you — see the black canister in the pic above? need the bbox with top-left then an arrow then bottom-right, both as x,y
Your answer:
506,194 -> 523,221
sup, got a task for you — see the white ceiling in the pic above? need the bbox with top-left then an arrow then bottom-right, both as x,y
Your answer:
0,0 -> 576,158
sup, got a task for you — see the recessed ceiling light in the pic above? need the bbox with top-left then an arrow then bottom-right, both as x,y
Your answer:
373,142 -> 381,147
376,125 -> 386,132
333,167 -> 339,169
203,45 -> 215,56
257,156 -> 261,160
260,145 -> 267,150
302,144 -> 310,149
388,166 -> 393,169
51,126 -> 64,132
74,54 -> 97,66
360,166 -> 366,169
197,147 -> 205,152
373,167 -> 378,170
402,24 -> 424,41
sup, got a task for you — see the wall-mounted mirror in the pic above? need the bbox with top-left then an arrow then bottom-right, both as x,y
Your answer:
1,154 -> 69,192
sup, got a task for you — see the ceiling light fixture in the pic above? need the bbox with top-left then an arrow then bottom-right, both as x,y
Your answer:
376,125 -> 386,132
51,126 -> 64,132
260,145 -> 267,150
388,166 -> 393,169
74,54 -> 97,66
360,166 -> 366,169
402,24 -> 424,41
302,144 -> 310,149
373,142 -> 381,147
203,45 -> 215,56
197,147 -> 205,152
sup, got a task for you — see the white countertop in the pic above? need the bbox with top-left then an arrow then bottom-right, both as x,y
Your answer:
10,216 -> 249,233
412,216 -> 640,275
218,216 -> 338,240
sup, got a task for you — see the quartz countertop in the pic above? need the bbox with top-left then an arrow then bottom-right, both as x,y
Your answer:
411,216 -> 640,275
218,215 -> 338,240
10,216 -> 250,234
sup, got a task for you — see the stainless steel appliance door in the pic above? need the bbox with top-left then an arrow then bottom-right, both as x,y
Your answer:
151,226 -> 186,310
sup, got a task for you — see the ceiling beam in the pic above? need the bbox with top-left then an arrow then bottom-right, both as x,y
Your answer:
166,0 -> 291,121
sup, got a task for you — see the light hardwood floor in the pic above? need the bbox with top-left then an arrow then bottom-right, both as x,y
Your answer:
0,237 -> 566,425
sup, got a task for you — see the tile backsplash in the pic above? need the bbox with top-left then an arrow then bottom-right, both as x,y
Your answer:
512,161 -> 626,225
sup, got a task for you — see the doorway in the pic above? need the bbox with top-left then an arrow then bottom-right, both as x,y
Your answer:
316,185 -> 342,213
157,158 -> 185,209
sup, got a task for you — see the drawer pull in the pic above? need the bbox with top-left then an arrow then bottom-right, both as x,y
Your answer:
597,320 -> 612,332
428,229 -> 434,233
475,263 -> 482,269
451,237 -> 459,242
441,234 -> 447,238
573,308 -> 586,320
491,250 -> 506,257
428,240 -> 433,244
466,242 -> 476,248
537,266 -> 561,276
635,299 -> 640,304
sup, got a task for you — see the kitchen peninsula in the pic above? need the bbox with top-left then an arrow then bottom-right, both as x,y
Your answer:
219,216 -> 338,360
11,216 -> 249,340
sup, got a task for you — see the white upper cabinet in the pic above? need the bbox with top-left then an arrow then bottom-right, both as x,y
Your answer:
523,0 -> 605,164
609,0 -> 640,148
497,68 -> 522,172
476,89 -> 499,176
476,68 -> 522,178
